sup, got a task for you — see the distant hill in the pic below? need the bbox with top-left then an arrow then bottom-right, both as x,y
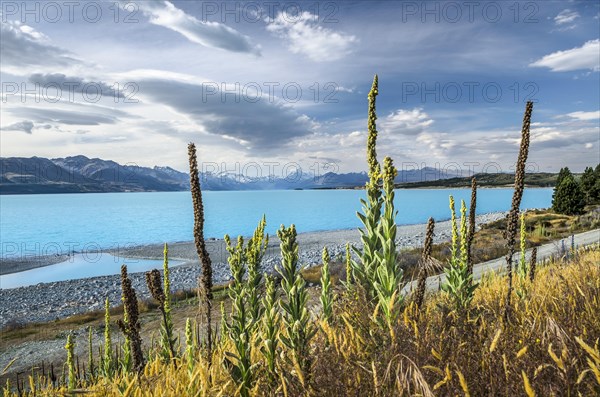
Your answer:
1,156 -> 190,194
0,156 -> 463,194
306,167 -> 462,189
394,172 -> 561,188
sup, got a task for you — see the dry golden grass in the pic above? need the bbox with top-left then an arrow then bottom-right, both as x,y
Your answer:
4,246 -> 599,396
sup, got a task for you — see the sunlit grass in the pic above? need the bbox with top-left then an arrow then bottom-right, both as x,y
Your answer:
3,246 -> 598,396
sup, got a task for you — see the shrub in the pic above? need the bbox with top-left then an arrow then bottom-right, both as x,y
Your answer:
552,175 -> 585,215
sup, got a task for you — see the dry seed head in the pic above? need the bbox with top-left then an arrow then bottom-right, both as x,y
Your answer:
145,269 -> 166,307
504,101 -> 533,320
118,264 -> 145,372
188,142 -> 214,355
416,218 -> 435,309
529,247 -> 537,282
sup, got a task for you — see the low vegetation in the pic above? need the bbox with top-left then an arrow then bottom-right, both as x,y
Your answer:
2,77 -> 599,396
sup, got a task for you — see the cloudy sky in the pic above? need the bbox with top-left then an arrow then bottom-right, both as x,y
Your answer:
1,0 -> 599,177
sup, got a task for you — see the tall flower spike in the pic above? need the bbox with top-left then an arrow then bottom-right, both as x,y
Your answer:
188,142 -> 214,357
460,200 -> 468,266
449,195 -> 458,265
529,247 -> 537,282
504,101 -> 533,321
345,242 -> 352,284
367,74 -> 381,192
518,212 -> 527,278
320,246 -> 333,323
352,74 -> 384,297
65,333 -> 76,390
163,243 -> 171,314
416,218 -> 435,309
103,297 -> 113,377
117,265 -> 145,373
467,177 -> 477,276
146,269 -> 165,307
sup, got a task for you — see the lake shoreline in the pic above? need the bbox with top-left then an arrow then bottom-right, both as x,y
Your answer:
0,212 -> 510,276
0,212 -> 509,327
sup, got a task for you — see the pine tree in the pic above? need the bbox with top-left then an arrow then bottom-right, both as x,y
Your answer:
552,175 -> 585,215
580,166 -> 599,204
555,167 -> 572,187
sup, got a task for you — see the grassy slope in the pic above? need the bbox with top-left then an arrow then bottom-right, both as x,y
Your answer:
394,172 -> 562,189
2,245 -> 599,396
301,206 -> 600,283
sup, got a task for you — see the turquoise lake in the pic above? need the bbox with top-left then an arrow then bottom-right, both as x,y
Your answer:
0,254 -> 184,289
0,188 -> 553,258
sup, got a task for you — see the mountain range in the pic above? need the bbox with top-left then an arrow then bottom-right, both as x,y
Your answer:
0,156 -> 462,194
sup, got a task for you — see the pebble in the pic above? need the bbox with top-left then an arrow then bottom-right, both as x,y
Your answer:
0,212 -> 508,327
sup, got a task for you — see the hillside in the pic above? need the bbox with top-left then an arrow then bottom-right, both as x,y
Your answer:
394,172 -> 561,188
0,156 -> 463,194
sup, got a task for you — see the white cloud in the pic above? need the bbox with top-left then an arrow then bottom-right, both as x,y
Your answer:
565,110 -> 600,121
0,20 -> 83,75
1,120 -> 34,134
266,11 -> 357,61
529,39 -> 600,72
554,9 -> 580,25
381,108 -> 434,135
137,1 -> 261,55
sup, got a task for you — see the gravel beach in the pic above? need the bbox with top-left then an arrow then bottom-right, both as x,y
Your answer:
0,212 -> 507,327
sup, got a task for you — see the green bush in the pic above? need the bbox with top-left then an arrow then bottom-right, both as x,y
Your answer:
552,175 -> 585,215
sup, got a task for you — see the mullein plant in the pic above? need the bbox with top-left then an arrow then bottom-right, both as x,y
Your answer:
528,247 -> 538,282
351,75 -> 383,297
162,243 -> 176,359
320,247 -> 333,324
121,295 -> 132,373
103,297 -> 114,377
345,242 -> 352,284
442,198 -> 478,312
65,333 -> 76,390
188,142 -> 214,357
373,157 -> 404,330
224,235 -> 253,397
517,213 -> 528,279
504,101 -> 533,320
117,265 -> 145,373
185,318 -> 195,374
277,224 -> 316,380
145,269 -> 176,361
449,196 -> 459,263
219,301 -> 227,343
260,275 -> 280,382
88,326 -> 94,381
415,218 -> 435,309
467,177 -> 477,276
514,213 -> 531,300
245,215 -> 268,327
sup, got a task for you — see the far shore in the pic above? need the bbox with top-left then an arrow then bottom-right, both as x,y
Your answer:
0,212 -> 509,277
